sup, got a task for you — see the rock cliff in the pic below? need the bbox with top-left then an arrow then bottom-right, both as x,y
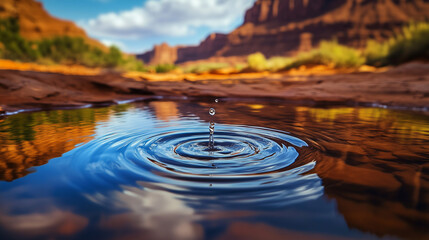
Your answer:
138,0 -> 429,65
0,0 -> 104,49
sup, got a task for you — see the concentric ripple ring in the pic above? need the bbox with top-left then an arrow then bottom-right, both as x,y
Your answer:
62,123 -> 324,209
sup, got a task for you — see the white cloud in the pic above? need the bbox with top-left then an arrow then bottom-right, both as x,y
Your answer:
81,0 -> 255,39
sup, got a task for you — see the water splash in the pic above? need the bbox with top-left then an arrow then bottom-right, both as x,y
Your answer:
60,122 -> 322,209
209,121 -> 215,149
208,100 -> 217,149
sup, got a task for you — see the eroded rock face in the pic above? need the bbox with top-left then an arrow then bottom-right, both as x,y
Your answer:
0,0 -> 104,49
225,0 -> 429,57
139,0 -> 429,64
177,33 -> 228,64
137,34 -> 228,65
139,43 -> 178,65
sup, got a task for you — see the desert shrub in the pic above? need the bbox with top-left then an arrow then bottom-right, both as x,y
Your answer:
37,36 -> 90,64
234,63 -> 246,72
104,46 -> 122,67
290,41 -> 365,69
364,22 -> 429,66
183,62 -> 230,73
385,22 -> 429,65
364,40 -> 390,66
81,47 -> 107,67
119,55 -> 147,72
247,52 -> 267,71
0,18 -> 39,61
155,64 -> 177,73
266,57 -> 293,71
0,17 -> 147,71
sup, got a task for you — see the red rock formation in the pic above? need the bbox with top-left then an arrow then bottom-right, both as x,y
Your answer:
138,33 -> 228,65
139,0 -> 429,65
0,0 -> 105,49
139,43 -> 178,65
177,33 -> 228,64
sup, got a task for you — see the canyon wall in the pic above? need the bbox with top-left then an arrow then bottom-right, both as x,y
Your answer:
138,0 -> 429,65
0,0 -> 104,49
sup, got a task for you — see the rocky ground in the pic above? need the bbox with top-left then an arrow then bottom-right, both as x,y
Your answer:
0,62 -> 428,114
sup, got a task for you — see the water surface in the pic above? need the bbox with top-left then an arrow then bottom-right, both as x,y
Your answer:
0,100 -> 428,240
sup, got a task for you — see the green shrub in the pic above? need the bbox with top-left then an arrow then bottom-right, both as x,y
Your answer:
266,57 -> 293,71
104,46 -> 122,67
37,36 -> 90,64
119,55 -> 147,72
0,18 -> 39,61
291,41 -> 365,68
234,63 -> 246,72
0,17 -> 147,71
364,40 -> 389,66
364,22 -> 429,66
183,62 -> 230,73
155,64 -> 176,73
247,52 -> 267,71
385,22 -> 429,65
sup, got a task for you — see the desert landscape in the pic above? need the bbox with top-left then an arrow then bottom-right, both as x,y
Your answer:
0,0 -> 428,114
0,1 -> 429,240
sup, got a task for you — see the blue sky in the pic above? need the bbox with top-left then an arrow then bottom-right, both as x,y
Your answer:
39,0 -> 255,53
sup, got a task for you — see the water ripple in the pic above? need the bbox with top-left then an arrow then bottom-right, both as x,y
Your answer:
62,123 -> 323,209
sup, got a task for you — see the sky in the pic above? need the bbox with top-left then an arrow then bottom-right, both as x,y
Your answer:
39,0 -> 256,54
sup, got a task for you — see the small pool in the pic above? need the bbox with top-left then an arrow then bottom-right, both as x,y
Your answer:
0,100 -> 428,240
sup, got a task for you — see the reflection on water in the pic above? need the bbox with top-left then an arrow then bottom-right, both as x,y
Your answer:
0,100 -> 428,240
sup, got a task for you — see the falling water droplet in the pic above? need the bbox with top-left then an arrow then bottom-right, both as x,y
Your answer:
208,105 -> 216,149
215,99 -> 219,103
209,108 -> 216,116
209,121 -> 215,134
209,121 -> 215,148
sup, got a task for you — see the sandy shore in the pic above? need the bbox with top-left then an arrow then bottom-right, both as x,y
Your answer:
1,62 -> 428,113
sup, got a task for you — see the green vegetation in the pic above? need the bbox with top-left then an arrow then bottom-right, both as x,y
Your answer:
364,40 -> 390,66
266,57 -> 294,71
365,22 -> 429,66
0,18 -> 38,61
182,62 -> 230,74
292,41 -> 365,68
0,17 -> 146,71
119,55 -> 146,72
247,42 -> 365,71
245,22 -> 429,72
247,53 -> 294,72
154,64 -> 177,73
247,52 -> 267,71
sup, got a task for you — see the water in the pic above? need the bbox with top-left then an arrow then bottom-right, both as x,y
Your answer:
208,104 -> 216,149
0,100 -> 428,240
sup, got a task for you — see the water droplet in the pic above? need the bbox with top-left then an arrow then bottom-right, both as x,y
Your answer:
209,108 -> 215,116
209,121 -> 215,134
215,99 -> 219,103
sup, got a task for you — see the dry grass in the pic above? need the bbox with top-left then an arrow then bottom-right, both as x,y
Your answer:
0,59 -> 101,75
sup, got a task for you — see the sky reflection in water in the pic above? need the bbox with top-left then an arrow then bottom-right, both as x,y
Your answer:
0,100 -> 428,240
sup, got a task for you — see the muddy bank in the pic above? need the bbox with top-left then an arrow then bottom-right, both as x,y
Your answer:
144,62 -> 429,110
1,62 -> 428,113
0,70 -> 154,112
